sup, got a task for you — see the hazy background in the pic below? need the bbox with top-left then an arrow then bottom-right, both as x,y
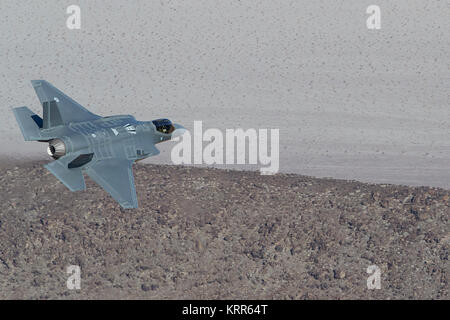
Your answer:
1,0 -> 449,188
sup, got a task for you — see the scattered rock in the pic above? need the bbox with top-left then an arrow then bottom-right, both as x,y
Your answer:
333,269 -> 346,279
0,161 -> 448,299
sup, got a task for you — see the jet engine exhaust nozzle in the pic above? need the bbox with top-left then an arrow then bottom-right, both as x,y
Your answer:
47,139 -> 66,159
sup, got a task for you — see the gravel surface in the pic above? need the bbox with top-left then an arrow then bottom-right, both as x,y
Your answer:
0,161 -> 448,299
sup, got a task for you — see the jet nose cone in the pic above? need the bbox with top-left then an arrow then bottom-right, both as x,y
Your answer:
171,123 -> 188,139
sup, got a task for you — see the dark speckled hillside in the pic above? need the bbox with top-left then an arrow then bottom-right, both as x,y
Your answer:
0,161 -> 448,299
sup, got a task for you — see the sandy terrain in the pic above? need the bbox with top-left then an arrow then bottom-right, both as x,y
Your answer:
0,160 -> 448,299
1,1 -> 450,188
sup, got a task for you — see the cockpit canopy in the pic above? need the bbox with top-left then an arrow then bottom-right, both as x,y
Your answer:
152,118 -> 175,134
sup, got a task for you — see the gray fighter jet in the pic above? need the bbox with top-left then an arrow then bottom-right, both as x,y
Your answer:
13,80 -> 185,209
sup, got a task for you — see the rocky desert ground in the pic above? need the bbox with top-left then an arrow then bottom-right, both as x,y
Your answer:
0,160 -> 448,299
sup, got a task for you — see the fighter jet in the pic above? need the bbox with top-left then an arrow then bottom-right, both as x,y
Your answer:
12,80 -> 185,209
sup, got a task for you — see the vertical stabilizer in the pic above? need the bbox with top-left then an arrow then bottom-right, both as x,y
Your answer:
42,100 -> 63,129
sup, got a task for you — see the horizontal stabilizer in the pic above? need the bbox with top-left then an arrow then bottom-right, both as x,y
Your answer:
45,155 -> 86,191
12,106 -> 42,141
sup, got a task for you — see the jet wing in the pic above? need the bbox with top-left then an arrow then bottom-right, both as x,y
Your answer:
85,158 -> 138,209
31,80 -> 101,124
